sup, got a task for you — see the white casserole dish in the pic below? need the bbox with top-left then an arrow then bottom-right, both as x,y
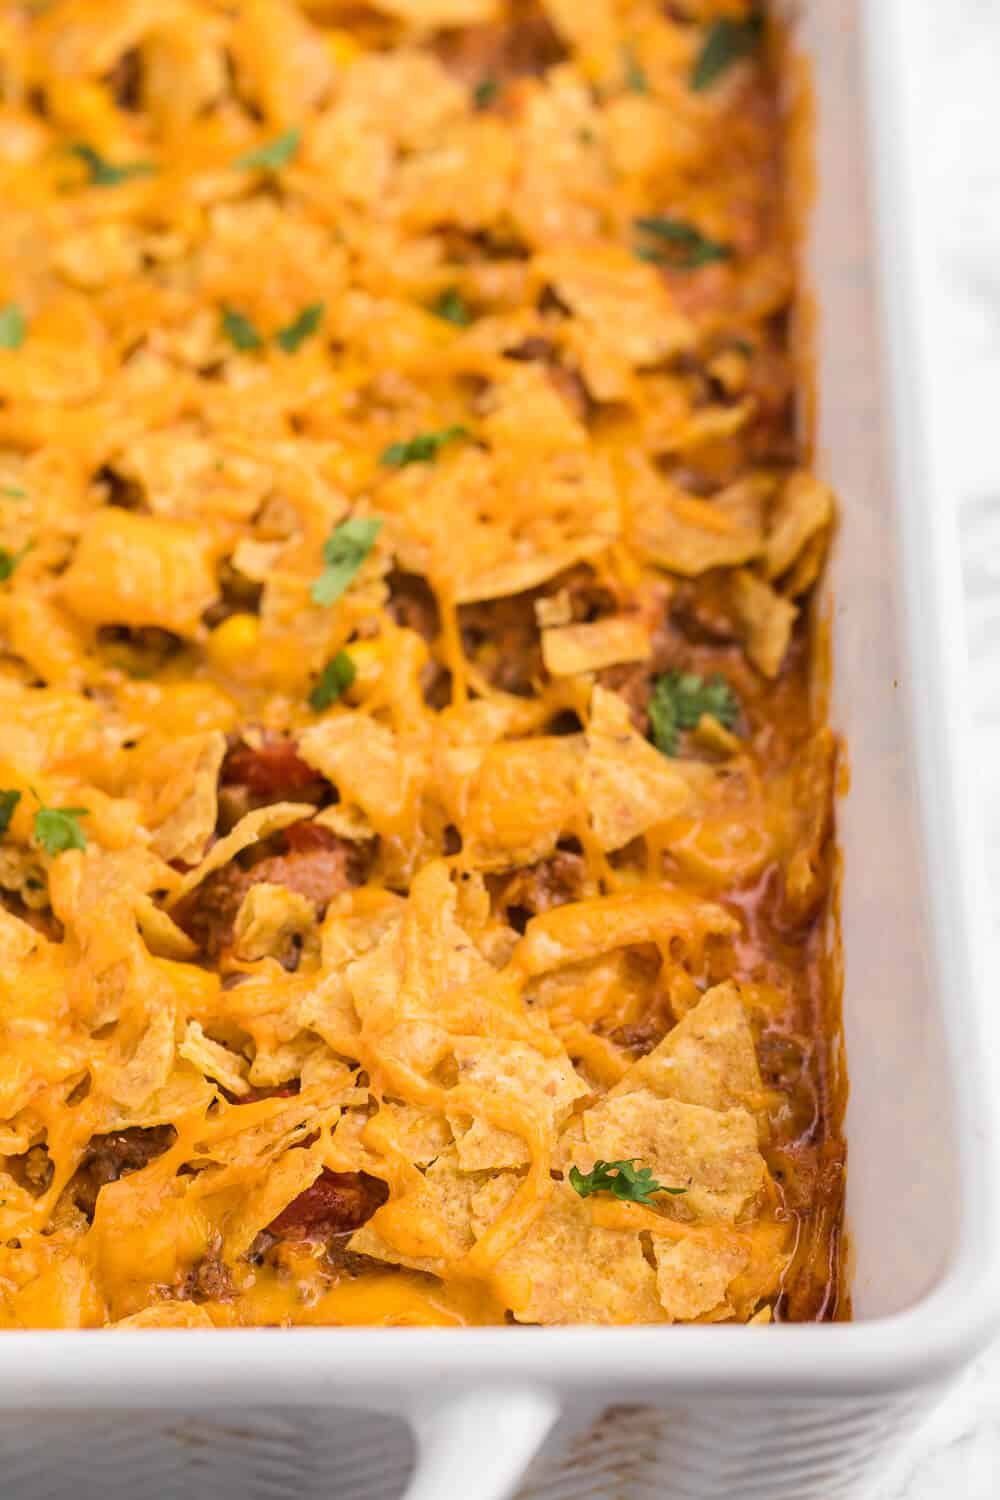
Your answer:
3,1 -> 998,1496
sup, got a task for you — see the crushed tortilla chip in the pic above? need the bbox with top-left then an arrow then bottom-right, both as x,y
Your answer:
731,569 -> 798,678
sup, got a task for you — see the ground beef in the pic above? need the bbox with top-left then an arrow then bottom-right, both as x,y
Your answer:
459,592 -> 541,695
433,13 -> 567,92
178,1251 -> 236,1304
266,1170 -> 389,1243
69,1125 -> 176,1220
174,821 -> 369,959
221,734 -> 328,802
386,570 -> 440,641
495,850 -> 587,931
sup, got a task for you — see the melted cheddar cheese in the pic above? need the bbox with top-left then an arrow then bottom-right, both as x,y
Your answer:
0,0 -> 845,1330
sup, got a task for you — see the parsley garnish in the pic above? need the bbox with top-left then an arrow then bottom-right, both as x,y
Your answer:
276,302 -> 324,353
634,216 -> 732,270
308,650 -> 356,712
0,542 -> 31,582
648,670 -> 740,757
234,128 -> 301,171
431,288 -> 472,327
381,426 -> 468,468
569,1159 -> 687,1206
473,77 -> 499,110
691,13 -> 764,92
311,517 -> 383,607
0,790 -> 20,837
623,45 -> 649,94
220,306 -> 264,352
69,144 -> 156,187
1,485 -> 26,499
0,304 -> 26,350
34,804 -> 89,855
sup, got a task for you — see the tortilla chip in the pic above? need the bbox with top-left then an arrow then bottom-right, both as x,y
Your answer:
570,1090 -> 765,1222
542,617 -> 650,677
613,982 -> 764,1118
477,1177 -> 662,1325
515,887 -> 737,977
582,686 -> 691,850
142,731 -> 227,866
627,460 -> 763,575
536,246 -> 693,369
178,1020 -> 249,1099
350,1151 -> 479,1275
482,364 -> 588,459
364,1101 -> 454,1166
448,1038 -> 587,1170
221,1145 -> 326,1261
463,737 -> 582,871
298,716 -> 422,831
167,803 -> 316,906
60,510 -> 220,638
654,1236 -> 749,1323
731,569 -> 798,678
232,882 -> 315,963
105,998 -> 177,1110
765,471 -> 834,582
112,1302 -> 215,1329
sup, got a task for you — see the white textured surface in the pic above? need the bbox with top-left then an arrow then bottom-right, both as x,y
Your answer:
866,0 -> 1000,1496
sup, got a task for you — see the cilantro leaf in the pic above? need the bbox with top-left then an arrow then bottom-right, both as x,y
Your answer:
381,426 -> 469,468
311,516 -> 383,608
691,13 -> 764,92
569,1159 -> 687,1206
622,45 -> 648,94
69,143 -> 156,187
431,287 -> 472,327
0,541 -> 31,583
34,804 -> 89,855
0,789 -> 21,837
0,304 -> 26,350
634,216 -> 732,270
648,670 -> 740,757
1,485 -> 26,499
275,302 -> 324,353
234,128 -> 301,171
473,77 -> 499,110
221,306 -> 264,352
308,650 -> 356,712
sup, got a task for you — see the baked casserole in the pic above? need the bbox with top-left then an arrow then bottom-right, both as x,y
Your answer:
0,0 -> 844,1329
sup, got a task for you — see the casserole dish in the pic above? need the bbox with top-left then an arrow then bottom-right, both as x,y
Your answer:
0,0 -> 997,1497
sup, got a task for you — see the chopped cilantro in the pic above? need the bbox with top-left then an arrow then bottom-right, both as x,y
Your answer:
0,304 -> 26,350
308,650 -> 356,712
634,215 -> 732,270
234,128 -> 301,171
311,516 -> 383,608
691,13 -> 764,92
569,1159 -> 687,1206
220,306 -> 264,352
69,143 -> 156,187
381,426 -> 468,468
648,670 -> 740,757
0,789 -> 21,837
0,541 -> 31,582
473,77 -> 499,110
34,804 -> 89,855
1,485 -> 26,499
431,287 -> 472,327
623,45 -> 649,94
275,302 -> 324,353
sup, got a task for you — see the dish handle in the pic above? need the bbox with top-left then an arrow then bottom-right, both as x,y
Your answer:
403,1386 -> 560,1500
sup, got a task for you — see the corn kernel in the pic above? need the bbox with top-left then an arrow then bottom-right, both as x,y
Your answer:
325,29 -> 364,67
206,612 -> 260,669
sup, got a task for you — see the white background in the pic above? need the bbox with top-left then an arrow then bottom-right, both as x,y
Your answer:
868,2 -> 1000,1495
